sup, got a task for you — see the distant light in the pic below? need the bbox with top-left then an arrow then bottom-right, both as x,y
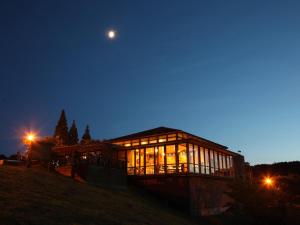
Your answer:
107,30 -> 116,39
263,176 -> 274,187
23,131 -> 38,145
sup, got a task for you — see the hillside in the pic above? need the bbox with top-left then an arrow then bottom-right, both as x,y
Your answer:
0,166 -> 202,225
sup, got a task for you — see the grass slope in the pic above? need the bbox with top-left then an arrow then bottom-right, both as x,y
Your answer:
0,166 -> 201,225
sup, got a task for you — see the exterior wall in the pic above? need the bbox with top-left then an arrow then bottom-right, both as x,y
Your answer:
189,176 -> 232,216
129,174 -> 234,216
129,175 -> 190,211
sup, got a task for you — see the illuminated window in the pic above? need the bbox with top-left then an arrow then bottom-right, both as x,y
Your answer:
158,135 -> 166,143
177,133 -> 183,140
166,145 -> 176,173
155,146 -> 165,174
189,144 -> 194,173
113,141 -> 123,146
205,148 -> 210,174
135,149 -> 144,175
178,143 -> 187,173
127,150 -> 135,175
146,147 -> 155,174
214,151 -> 219,175
219,154 -> 223,170
167,134 -> 176,141
210,150 -> 215,175
194,145 -> 199,173
141,138 -> 148,145
124,141 -> 131,147
200,147 -> 205,174
223,154 -> 227,169
149,136 -> 157,144
132,139 -> 139,146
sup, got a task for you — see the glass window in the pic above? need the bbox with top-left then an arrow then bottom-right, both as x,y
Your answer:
149,136 -> 157,144
146,147 -> 155,174
223,154 -> 227,169
167,134 -> 176,141
132,139 -> 139,146
124,141 -> 131,147
127,150 -> 135,175
189,144 -> 194,173
200,147 -> 205,174
141,138 -> 148,145
113,141 -> 123,146
134,149 -> 145,175
205,148 -> 210,174
177,133 -> 183,140
158,135 -> 167,143
194,145 -> 199,173
166,145 -> 176,173
178,143 -> 187,173
210,150 -> 215,175
155,146 -> 165,174
219,154 -> 223,170
229,156 -> 234,176
214,151 -> 219,175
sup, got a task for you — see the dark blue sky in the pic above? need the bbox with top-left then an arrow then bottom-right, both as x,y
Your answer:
1,0 -> 300,164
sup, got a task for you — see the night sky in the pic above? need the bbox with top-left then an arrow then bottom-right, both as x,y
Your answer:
1,0 -> 300,164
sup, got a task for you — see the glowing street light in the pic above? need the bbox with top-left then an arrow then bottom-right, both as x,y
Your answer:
263,176 -> 274,188
23,132 -> 37,145
23,131 -> 38,167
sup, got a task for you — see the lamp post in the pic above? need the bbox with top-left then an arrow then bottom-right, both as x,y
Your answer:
24,132 -> 37,168
263,176 -> 274,189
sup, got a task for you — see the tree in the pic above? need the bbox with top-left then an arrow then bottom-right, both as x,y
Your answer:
0,154 -> 7,160
81,125 -> 91,144
68,120 -> 79,145
54,110 -> 69,145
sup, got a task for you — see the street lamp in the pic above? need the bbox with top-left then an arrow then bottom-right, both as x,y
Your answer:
263,176 -> 274,188
23,131 -> 37,167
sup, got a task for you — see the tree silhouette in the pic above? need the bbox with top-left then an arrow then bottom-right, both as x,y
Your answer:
81,125 -> 91,144
68,120 -> 79,145
54,110 -> 69,145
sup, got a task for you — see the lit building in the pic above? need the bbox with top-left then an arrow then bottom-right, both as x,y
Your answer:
53,126 -> 245,216
109,127 -> 240,178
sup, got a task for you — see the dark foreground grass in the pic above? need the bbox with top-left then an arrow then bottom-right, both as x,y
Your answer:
0,166 -> 203,225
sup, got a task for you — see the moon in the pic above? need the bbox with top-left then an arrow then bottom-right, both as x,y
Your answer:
107,30 -> 116,40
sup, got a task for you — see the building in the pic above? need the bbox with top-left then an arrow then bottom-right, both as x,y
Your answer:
109,127 -> 242,178
109,127 -> 245,215
53,126 -> 245,216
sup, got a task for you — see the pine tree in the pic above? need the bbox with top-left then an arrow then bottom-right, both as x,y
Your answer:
81,125 -> 91,144
68,120 -> 79,145
54,110 -> 69,145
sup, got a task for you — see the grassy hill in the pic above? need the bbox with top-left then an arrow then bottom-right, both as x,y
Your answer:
0,166 -> 202,225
